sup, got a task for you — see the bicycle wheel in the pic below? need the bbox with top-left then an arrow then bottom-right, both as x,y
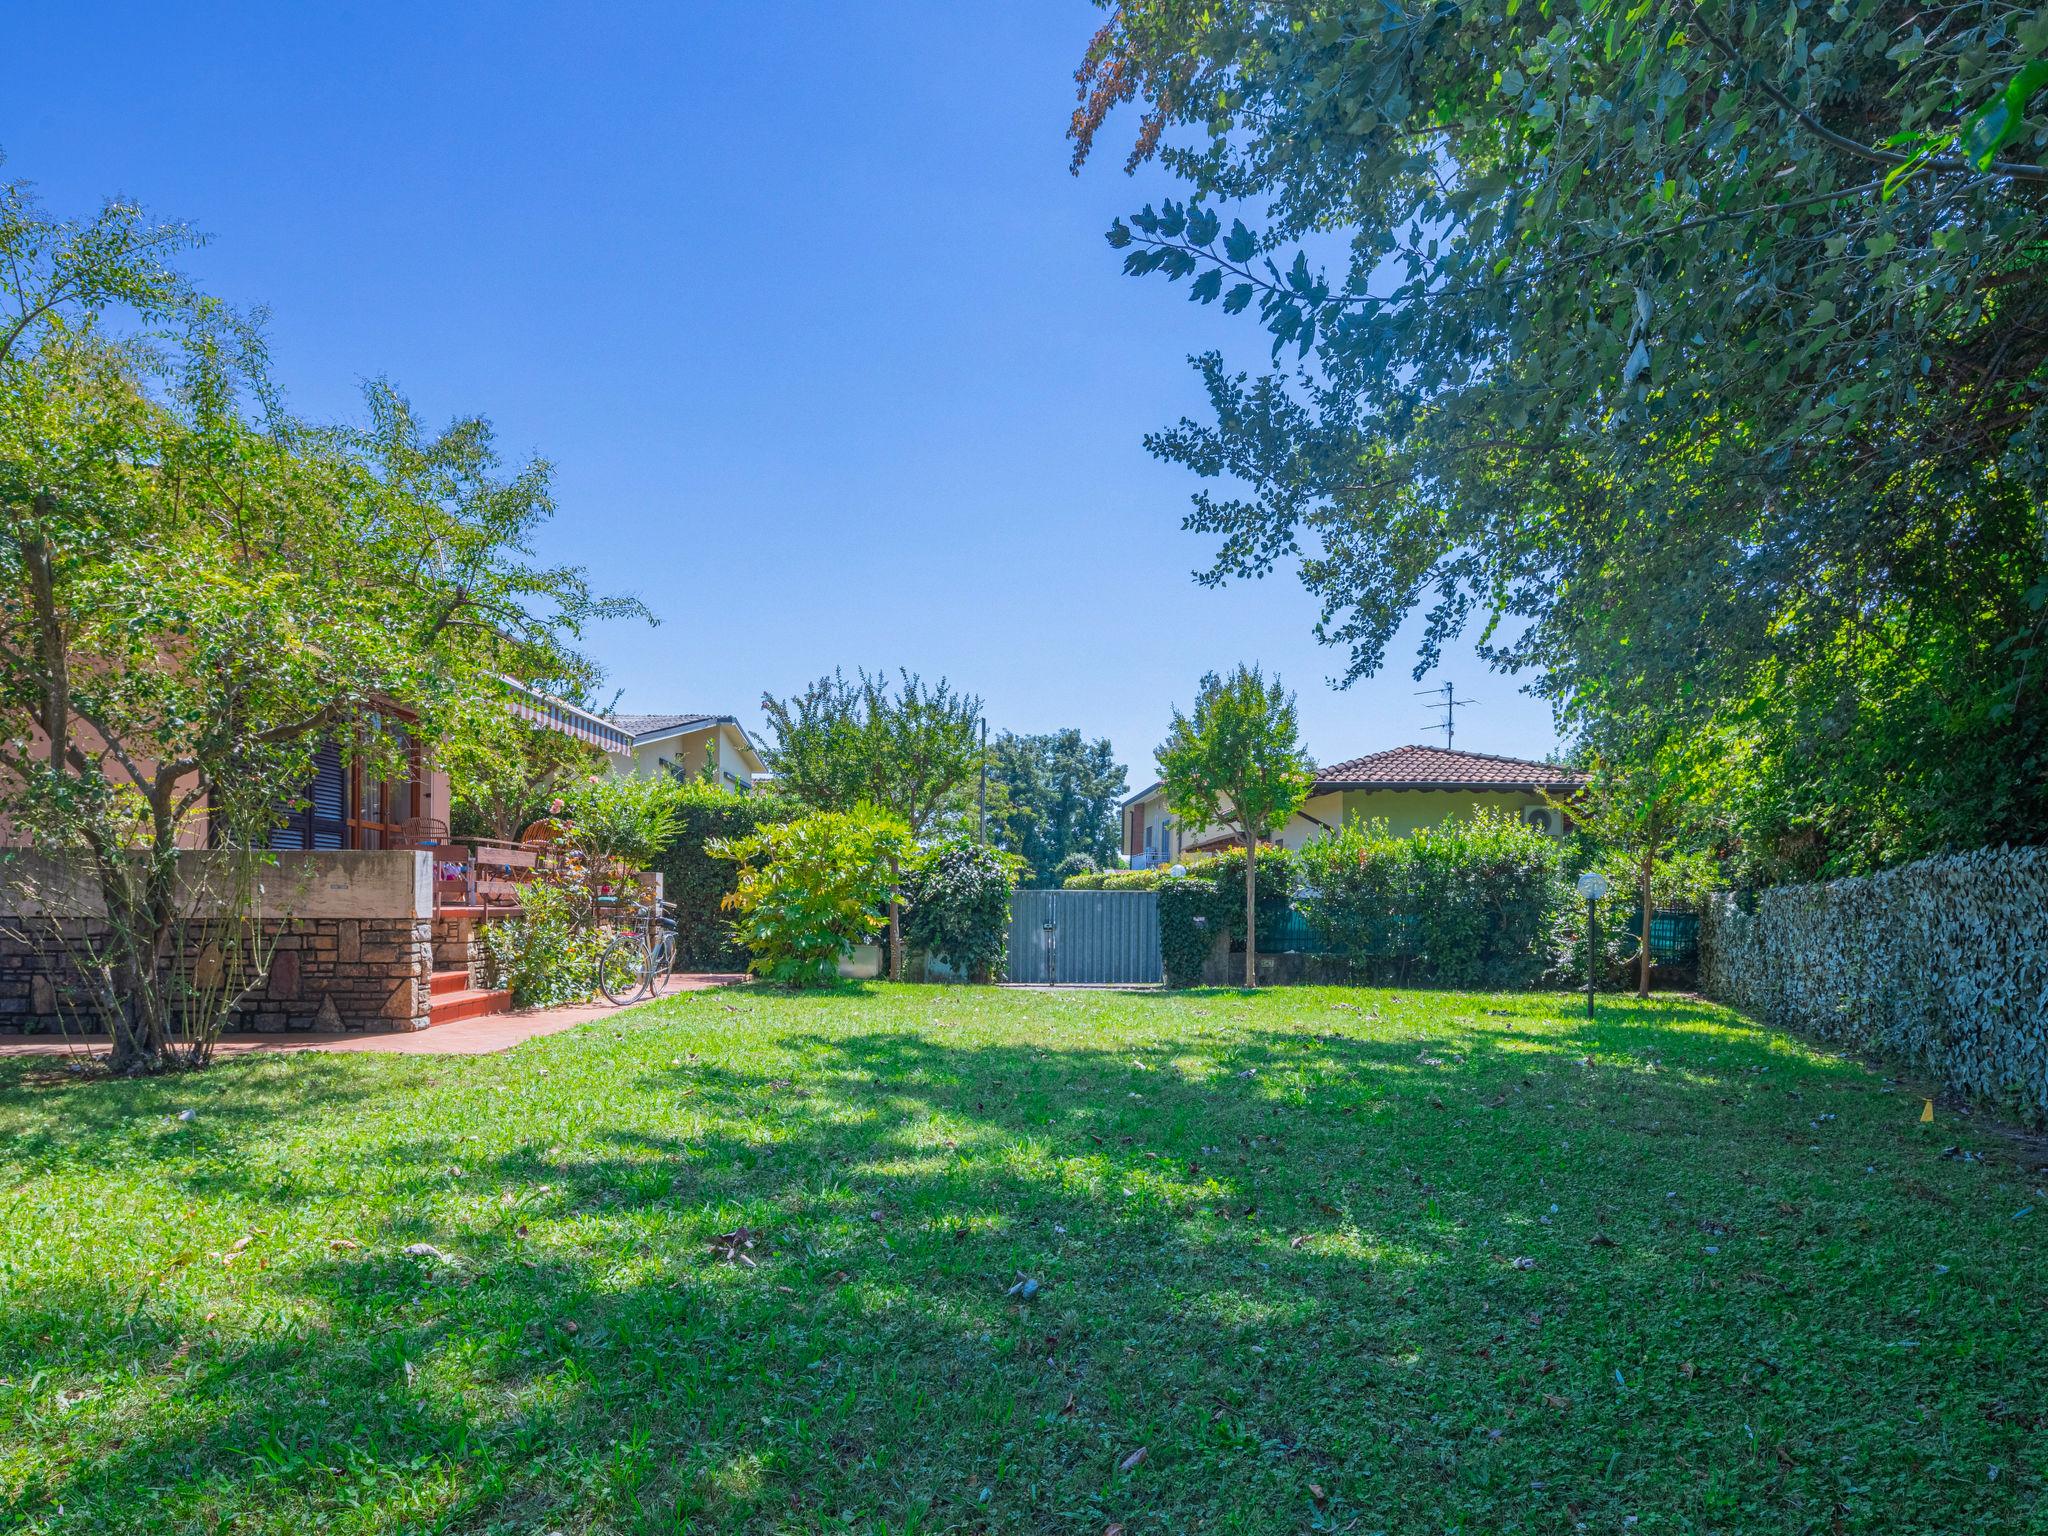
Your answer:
646,931 -> 678,995
596,932 -> 650,1005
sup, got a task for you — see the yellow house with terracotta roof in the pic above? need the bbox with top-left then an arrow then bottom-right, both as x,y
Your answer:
1121,745 -> 1585,867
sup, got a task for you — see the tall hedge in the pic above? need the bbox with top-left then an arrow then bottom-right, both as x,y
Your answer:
650,783 -> 802,970
1298,812 -> 1566,989
1702,846 -> 2048,1126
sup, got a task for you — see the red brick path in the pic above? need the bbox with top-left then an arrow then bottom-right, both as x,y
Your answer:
0,974 -> 748,1059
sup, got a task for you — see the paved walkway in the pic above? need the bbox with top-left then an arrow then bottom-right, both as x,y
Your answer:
0,973 -> 748,1059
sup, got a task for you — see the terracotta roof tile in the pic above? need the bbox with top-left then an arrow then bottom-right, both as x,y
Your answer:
1314,745 -> 1584,791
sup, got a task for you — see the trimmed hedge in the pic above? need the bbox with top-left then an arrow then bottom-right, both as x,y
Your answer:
649,783 -> 803,970
1702,845 -> 2048,1126
1298,812 -> 1567,989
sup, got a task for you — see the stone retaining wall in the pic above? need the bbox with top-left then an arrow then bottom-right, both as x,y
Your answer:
0,850 -> 435,1034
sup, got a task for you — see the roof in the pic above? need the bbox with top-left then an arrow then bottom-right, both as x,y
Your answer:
1314,745 -> 1584,792
609,711 -> 769,776
610,712 -> 724,742
1121,779 -> 1163,811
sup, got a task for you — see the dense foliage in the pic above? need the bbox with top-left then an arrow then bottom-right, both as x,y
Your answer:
1074,3 -> 2048,882
709,807 -> 912,987
1151,847 -> 1297,986
1157,665 -> 1314,985
648,782 -> 801,970
477,882 -> 602,1009
984,729 -> 1128,884
1703,844 -> 2048,1125
558,771 -> 690,875
759,670 -> 982,979
445,714 -> 605,842
1299,812 -> 1568,988
0,171 -> 637,1068
901,836 -> 1024,981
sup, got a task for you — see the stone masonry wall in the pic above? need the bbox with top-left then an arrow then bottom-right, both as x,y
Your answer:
0,914 -> 433,1034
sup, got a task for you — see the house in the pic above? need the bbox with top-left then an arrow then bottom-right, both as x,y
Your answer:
1122,744 -> 1585,867
606,713 -> 767,791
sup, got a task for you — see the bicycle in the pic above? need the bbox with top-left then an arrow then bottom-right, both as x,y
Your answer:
596,896 -> 679,1005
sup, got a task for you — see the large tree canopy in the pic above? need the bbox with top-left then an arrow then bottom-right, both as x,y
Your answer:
0,169 -> 643,1065
985,728 -> 1128,885
1073,2 -> 2048,880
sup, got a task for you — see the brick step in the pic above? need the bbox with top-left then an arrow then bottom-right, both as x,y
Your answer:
429,969 -> 474,997
428,986 -> 513,1026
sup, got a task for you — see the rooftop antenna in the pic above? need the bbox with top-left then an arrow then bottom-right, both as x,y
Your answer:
1416,681 -> 1475,750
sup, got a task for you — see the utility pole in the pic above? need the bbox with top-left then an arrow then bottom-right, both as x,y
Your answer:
1416,680 -> 1475,749
977,718 -> 988,843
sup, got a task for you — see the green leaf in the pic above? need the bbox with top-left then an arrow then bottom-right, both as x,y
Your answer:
1224,219 -> 1257,263
1221,282 -> 1256,314
1190,269 -> 1224,304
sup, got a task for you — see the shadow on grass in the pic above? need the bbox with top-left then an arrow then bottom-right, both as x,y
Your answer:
3,990 -> 2042,1534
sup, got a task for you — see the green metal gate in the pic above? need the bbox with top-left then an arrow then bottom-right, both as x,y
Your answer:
1008,890 -> 1162,985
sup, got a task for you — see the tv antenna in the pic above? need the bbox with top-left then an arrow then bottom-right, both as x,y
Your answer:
1416,681 -> 1475,750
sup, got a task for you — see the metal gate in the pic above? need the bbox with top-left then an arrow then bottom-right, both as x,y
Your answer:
1008,889 -> 1162,985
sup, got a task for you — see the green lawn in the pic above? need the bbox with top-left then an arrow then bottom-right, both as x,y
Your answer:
2,985 -> 2043,1535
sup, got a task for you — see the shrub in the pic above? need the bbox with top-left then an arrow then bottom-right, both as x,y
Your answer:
903,837 -> 1023,981
478,883 -> 604,1008
650,782 -> 803,969
709,807 -> 911,987
560,772 -> 690,873
1062,867 -> 1170,891
1051,852 -> 1099,884
1298,812 -> 1566,988
1157,874 -> 1226,986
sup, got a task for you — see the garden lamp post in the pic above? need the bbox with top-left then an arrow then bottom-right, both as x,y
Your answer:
1576,870 -> 1609,1019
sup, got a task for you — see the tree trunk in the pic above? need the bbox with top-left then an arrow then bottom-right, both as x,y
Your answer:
887,855 -> 903,983
1243,834 -> 1257,989
1637,851 -> 1653,999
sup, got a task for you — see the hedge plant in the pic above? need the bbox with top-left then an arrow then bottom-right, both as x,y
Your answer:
1299,812 -> 1566,989
648,782 -> 802,969
902,836 -> 1024,982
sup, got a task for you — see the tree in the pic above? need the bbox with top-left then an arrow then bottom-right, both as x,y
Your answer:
1551,730 -> 1714,998
0,171 -> 643,1069
984,729 -> 1128,885
1071,3 -> 2048,877
1155,665 -> 1313,987
445,715 -> 605,841
758,669 -> 982,979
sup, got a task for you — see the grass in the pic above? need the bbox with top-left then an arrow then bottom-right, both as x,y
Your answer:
1,984 -> 2044,1535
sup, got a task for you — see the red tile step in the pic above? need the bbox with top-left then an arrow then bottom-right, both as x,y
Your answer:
428,969 -> 511,1026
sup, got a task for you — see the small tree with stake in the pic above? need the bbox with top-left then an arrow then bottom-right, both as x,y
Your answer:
1156,666 -> 1313,989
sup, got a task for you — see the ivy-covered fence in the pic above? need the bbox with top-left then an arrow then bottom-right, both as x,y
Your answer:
1701,846 -> 2048,1126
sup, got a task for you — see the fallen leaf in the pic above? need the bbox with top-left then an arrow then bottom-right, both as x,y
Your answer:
327,1238 -> 360,1252
709,1228 -> 763,1267
1543,1392 -> 1571,1411
1118,1447 -> 1147,1473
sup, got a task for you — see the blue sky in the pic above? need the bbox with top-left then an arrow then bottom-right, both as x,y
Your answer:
12,1 -> 1561,788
